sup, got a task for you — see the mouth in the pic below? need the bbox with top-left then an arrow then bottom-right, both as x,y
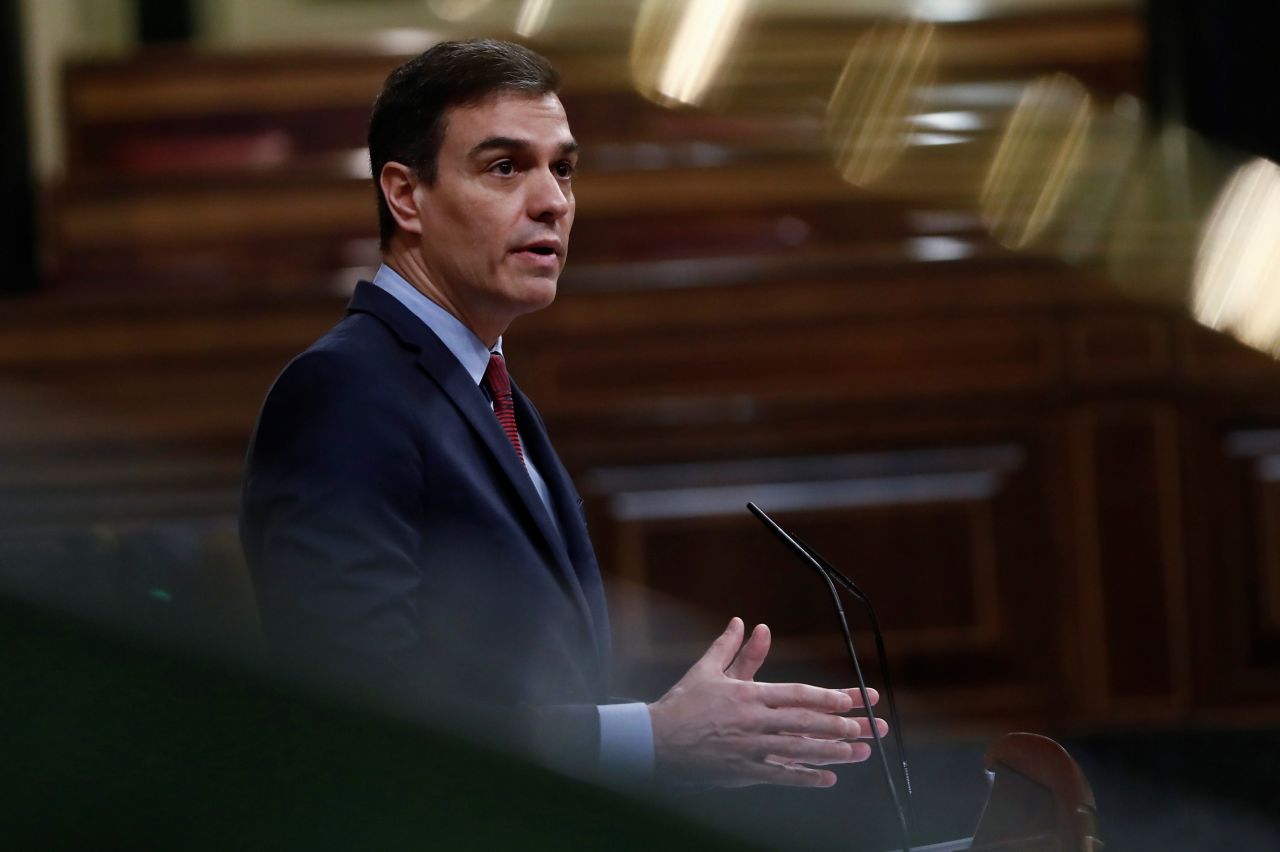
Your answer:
513,239 -> 561,255
511,240 -> 563,267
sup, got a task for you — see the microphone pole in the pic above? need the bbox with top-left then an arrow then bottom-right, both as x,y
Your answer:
787,531 -> 915,829
747,502 -> 912,852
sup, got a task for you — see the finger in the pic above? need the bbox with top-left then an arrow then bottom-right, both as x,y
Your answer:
725,623 -> 770,680
758,682 -> 854,713
767,741 -> 874,767
693,617 -> 745,674
748,760 -> 838,788
842,687 -> 880,708
762,708 -> 865,740
756,734 -> 872,766
848,716 -> 890,739
777,718 -> 887,742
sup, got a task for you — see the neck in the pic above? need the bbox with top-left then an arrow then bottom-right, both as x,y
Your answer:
382,242 -> 506,348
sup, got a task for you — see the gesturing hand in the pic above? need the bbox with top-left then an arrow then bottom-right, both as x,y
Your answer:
648,617 -> 885,788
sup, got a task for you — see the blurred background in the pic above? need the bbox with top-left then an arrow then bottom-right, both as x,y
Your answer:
3,0 -> 1280,849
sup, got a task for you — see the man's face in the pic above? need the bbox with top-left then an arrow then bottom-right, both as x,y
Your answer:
411,91 -> 577,340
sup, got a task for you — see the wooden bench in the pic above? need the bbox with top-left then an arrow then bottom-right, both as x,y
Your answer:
47,7 -> 1143,296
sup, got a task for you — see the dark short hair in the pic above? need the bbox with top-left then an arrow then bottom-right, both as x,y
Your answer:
368,39 -> 561,249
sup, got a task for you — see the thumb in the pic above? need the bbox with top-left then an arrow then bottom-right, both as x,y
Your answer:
694,616 -> 745,674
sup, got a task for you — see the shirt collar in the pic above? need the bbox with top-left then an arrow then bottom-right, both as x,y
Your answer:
371,263 -> 502,386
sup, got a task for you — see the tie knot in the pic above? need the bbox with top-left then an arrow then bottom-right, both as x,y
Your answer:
483,352 -> 512,398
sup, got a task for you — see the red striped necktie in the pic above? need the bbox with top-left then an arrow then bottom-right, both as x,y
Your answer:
483,352 -> 523,462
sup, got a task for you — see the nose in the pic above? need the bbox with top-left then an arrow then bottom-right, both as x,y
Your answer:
527,168 -> 572,224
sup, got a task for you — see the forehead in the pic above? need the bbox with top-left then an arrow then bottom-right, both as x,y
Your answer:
441,91 -> 573,150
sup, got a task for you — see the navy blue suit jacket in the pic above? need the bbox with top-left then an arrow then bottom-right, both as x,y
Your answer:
241,281 -> 612,767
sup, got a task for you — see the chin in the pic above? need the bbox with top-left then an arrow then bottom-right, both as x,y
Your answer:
510,276 -> 559,313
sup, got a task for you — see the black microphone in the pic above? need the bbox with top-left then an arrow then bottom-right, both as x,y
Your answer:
747,501 -> 912,852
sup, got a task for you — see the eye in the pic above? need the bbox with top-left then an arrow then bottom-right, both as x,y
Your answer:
554,161 -> 576,179
491,160 -> 516,176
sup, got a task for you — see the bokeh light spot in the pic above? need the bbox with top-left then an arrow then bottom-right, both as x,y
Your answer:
631,0 -> 752,108
980,73 -> 1092,250
825,19 -> 938,189
1194,157 -> 1280,355
514,0 -> 554,38
427,0 -> 493,24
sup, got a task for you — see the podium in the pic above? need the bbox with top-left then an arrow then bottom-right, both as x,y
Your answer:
911,733 -> 1102,852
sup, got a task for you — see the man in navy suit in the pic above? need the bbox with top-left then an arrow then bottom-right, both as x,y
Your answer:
242,39 -> 882,785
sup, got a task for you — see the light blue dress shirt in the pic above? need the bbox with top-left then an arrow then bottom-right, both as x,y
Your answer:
371,264 -> 654,780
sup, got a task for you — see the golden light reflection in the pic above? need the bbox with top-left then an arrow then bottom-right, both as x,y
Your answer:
980,73 -> 1092,250
631,0 -> 752,108
514,0 -> 554,38
427,0 -> 493,23
824,19 -> 938,189
1105,126 -> 1224,306
1050,95 -> 1144,265
1193,158 -> 1280,354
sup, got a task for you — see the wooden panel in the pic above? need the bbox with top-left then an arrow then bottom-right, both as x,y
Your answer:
1067,315 -> 1172,386
585,445 -> 1063,719
1187,429 -> 1280,707
1257,482 -> 1280,635
1068,404 -> 1190,718
530,317 -> 1060,413
1176,322 -> 1280,387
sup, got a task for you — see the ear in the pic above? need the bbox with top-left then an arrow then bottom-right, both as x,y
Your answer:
379,161 -> 425,237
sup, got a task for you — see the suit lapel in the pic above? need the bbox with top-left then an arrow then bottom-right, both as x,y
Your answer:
514,385 -> 611,672
345,282 -> 594,632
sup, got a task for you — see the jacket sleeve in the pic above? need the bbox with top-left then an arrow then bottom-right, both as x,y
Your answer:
242,348 -> 429,673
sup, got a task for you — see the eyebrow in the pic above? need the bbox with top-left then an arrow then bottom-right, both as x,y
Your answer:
467,136 -> 580,158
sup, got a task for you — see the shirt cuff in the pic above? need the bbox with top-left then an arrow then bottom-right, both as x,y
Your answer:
596,702 -> 654,781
